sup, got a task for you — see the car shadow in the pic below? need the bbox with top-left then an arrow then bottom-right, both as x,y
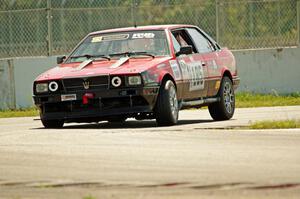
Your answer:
32,119 -> 215,130
62,119 -> 215,129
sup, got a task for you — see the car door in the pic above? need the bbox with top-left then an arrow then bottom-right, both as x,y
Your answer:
185,27 -> 222,97
171,29 -> 208,100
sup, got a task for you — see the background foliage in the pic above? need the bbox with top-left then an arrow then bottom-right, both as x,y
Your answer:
0,0 -> 298,58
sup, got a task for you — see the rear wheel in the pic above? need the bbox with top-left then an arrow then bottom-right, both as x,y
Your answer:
41,119 -> 64,128
208,76 -> 235,121
155,80 -> 178,126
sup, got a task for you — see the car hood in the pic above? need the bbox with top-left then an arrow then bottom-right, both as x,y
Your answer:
36,56 -> 171,81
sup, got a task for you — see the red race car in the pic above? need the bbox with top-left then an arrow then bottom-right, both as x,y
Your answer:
33,25 -> 240,128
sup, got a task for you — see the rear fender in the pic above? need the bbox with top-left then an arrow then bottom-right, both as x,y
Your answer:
221,68 -> 233,81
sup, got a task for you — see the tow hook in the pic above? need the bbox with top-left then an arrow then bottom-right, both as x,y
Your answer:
82,93 -> 95,104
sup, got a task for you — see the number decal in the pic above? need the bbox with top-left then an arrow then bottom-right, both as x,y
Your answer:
189,62 -> 204,91
179,60 -> 205,91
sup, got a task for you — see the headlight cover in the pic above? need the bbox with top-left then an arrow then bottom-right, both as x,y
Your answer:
36,83 -> 48,93
49,81 -> 59,92
111,76 -> 122,87
128,76 -> 142,86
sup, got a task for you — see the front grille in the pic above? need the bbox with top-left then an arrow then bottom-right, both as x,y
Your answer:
62,76 -> 109,92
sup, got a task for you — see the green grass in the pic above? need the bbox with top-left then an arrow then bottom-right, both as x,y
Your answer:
235,92 -> 300,108
0,92 -> 300,118
0,108 -> 38,118
250,119 -> 300,129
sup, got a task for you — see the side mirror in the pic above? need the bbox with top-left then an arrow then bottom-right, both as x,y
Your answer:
176,45 -> 193,56
57,56 -> 66,64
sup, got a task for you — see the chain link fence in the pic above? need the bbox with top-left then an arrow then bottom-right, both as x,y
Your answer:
218,0 -> 298,49
0,0 -> 298,58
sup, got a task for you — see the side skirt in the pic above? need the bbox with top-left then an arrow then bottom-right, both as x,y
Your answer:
179,97 -> 220,109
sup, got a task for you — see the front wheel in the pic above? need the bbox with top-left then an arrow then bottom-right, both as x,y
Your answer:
41,119 -> 64,128
208,76 -> 235,121
155,80 -> 179,126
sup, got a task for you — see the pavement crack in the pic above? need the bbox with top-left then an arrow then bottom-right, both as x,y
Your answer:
30,182 -> 103,188
0,180 -> 49,187
190,182 -> 253,190
248,183 -> 300,190
2,180 -> 300,191
139,182 -> 190,188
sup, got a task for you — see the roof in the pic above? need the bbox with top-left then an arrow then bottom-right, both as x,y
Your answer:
89,24 -> 197,35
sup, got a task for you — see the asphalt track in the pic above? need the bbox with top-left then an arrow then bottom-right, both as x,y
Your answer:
0,106 -> 300,199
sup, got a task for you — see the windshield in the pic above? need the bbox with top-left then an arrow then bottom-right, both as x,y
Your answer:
66,30 -> 170,63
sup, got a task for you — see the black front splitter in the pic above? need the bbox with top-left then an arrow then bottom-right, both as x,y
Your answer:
40,105 -> 152,123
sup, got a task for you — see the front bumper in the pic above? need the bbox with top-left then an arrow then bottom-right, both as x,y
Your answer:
33,86 -> 159,122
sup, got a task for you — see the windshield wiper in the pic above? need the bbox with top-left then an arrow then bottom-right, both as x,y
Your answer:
70,54 -> 111,61
109,51 -> 155,58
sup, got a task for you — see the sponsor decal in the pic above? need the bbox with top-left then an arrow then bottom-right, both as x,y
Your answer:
169,60 -> 181,80
91,34 -> 129,43
91,36 -> 103,43
132,33 -> 155,39
179,59 -> 205,91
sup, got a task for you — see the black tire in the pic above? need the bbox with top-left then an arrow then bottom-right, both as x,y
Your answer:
41,119 -> 64,128
107,116 -> 127,123
208,76 -> 235,121
155,80 -> 179,126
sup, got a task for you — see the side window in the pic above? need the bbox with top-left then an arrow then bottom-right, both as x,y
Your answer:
171,30 -> 197,54
171,34 -> 181,53
186,28 -> 214,54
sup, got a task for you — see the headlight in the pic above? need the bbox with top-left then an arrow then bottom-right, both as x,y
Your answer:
36,83 -> 48,93
128,76 -> 142,86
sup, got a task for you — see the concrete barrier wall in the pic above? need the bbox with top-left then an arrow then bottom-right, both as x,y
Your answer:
0,59 -> 15,110
13,57 -> 57,109
234,47 -> 300,94
0,47 -> 299,109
